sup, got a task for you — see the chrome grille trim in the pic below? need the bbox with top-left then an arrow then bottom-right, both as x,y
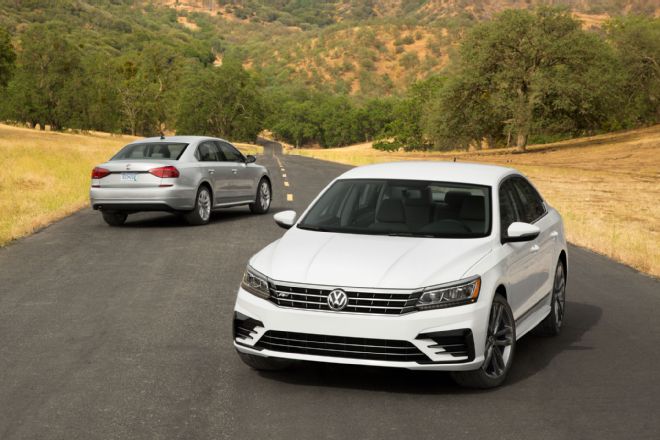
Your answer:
267,281 -> 422,315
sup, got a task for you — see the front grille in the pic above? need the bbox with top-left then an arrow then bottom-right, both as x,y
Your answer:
255,331 -> 430,362
268,283 -> 421,315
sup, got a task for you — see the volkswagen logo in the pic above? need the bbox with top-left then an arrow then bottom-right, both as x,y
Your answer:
327,289 -> 348,311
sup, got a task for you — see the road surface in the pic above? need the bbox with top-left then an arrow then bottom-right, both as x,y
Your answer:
0,141 -> 658,439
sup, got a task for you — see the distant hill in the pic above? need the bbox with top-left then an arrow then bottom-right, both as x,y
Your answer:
1,0 -> 657,97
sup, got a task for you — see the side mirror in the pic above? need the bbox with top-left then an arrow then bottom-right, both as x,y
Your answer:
246,155 -> 256,164
273,210 -> 297,230
503,222 -> 540,243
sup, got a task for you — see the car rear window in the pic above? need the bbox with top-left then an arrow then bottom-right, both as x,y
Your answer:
112,143 -> 189,160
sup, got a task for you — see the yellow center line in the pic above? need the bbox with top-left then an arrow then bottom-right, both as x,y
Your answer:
286,193 -> 293,202
282,173 -> 287,178
284,181 -> 290,187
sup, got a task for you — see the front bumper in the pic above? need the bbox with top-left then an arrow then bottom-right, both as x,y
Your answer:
90,186 -> 196,212
233,287 -> 490,371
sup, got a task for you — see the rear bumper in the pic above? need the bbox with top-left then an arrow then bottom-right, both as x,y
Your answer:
233,287 -> 490,371
90,186 -> 196,211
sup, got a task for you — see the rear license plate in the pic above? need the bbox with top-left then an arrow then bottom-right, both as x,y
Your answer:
121,173 -> 137,182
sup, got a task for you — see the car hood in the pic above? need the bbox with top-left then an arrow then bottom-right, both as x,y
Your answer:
250,227 -> 493,289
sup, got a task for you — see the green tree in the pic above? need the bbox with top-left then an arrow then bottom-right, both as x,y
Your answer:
377,76 -> 445,151
176,61 -> 265,141
0,28 -> 16,88
607,16 -> 660,125
459,8 -> 616,150
6,24 -> 84,130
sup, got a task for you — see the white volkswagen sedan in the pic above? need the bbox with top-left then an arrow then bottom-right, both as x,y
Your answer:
233,162 -> 567,388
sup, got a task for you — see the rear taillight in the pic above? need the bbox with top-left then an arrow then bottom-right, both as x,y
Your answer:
91,167 -> 111,179
149,166 -> 180,178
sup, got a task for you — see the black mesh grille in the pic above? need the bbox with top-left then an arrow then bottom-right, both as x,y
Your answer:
255,330 -> 430,362
268,283 -> 421,315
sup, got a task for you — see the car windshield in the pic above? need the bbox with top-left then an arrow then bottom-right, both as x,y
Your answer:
112,143 -> 188,160
298,179 -> 491,238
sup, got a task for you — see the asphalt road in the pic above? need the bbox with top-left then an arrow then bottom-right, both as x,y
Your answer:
1,141 -> 658,440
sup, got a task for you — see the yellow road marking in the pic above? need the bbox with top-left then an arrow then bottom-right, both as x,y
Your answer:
284,181 -> 290,187
282,174 -> 287,178
280,168 -> 285,172
287,193 -> 293,202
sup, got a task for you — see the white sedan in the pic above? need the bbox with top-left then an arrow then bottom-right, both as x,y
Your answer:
233,162 -> 567,388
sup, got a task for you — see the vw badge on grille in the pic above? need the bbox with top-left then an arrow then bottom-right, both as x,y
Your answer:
327,289 -> 348,311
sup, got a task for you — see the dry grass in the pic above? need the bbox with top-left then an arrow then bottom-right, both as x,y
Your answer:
286,125 -> 660,277
0,124 -> 262,246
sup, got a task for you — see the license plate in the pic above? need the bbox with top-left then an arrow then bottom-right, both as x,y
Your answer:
121,173 -> 137,182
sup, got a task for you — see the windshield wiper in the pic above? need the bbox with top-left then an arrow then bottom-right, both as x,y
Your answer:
387,232 -> 435,238
297,224 -> 333,232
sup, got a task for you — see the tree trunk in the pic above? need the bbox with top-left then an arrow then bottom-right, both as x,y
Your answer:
516,132 -> 528,151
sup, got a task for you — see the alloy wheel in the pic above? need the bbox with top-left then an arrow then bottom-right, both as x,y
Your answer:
198,189 -> 211,221
259,181 -> 271,210
553,263 -> 566,328
482,301 -> 515,378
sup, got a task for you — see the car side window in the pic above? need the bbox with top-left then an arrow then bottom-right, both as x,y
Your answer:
196,141 -> 220,162
218,141 -> 244,163
511,177 -> 546,223
499,180 -> 520,236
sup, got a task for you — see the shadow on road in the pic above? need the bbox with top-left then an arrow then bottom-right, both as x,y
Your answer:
118,208 -> 254,228
257,301 -> 602,394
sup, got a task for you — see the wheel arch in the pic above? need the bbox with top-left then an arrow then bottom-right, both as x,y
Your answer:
198,180 -> 213,200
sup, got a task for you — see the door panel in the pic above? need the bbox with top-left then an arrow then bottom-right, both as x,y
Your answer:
217,141 -> 253,200
196,141 -> 230,205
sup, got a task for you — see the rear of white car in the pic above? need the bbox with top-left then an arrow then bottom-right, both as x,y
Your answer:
233,162 -> 568,388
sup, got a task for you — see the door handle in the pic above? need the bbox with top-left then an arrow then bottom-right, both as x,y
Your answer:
231,169 -> 238,174
208,169 -> 215,174
530,244 -> 540,253
550,231 -> 559,240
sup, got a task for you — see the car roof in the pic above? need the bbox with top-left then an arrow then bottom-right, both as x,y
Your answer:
128,136 -> 229,144
338,161 -> 519,186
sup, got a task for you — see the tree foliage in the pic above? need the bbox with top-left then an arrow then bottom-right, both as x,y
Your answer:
176,61 -> 265,141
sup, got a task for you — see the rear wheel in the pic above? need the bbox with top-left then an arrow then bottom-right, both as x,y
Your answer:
237,351 -> 293,371
451,294 -> 516,389
249,178 -> 271,214
534,260 -> 566,336
101,211 -> 127,226
184,186 -> 212,226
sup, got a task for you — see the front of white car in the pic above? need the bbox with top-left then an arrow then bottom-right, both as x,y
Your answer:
233,162 -> 518,373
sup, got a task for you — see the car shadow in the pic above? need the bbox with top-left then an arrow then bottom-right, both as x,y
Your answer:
119,208 -> 255,228
255,301 -> 602,394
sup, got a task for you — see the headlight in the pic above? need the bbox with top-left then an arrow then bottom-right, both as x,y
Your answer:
241,265 -> 270,299
416,276 -> 481,310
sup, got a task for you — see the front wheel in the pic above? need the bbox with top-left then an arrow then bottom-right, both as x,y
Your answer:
534,259 -> 566,336
101,211 -> 127,226
451,294 -> 516,389
249,178 -> 271,214
184,186 -> 212,226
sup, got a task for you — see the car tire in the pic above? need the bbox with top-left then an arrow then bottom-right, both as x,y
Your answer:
237,351 -> 293,371
534,259 -> 566,336
184,186 -> 212,226
249,178 -> 271,214
451,294 -> 516,389
101,211 -> 127,226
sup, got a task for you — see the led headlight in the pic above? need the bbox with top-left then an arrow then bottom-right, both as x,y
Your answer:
416,276 -> 481,310
241,265 -> 270,299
